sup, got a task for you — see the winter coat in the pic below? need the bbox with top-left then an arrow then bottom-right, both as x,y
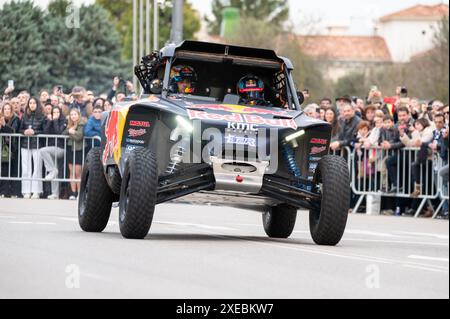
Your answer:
43,117 -> 67,148
63,120 -> 86,151
19,112 -> 45,149
378,127 -> 403,150
399,127 -> 433,148
84,116 -> 102,147
336,115 -> 361,148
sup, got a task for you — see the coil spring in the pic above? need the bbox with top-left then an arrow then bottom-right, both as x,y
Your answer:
282,144 -> 301,178
165,145 -> 186,175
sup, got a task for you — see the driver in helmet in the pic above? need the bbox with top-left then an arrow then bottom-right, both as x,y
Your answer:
169,65 -> 197,94
237,75 -> 269,106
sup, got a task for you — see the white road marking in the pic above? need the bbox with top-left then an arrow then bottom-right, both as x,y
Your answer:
60,217 -> 78,222
402,264 -> 449,273
81,272 -> 111,282
345,229 -> 405,238
155,221 -> 237,231
395,231 -> 449,240
408,255 -> 449,262
342,238 -> 448,247
167,225 -> 449,272
8,221 -> 33,225
0,215 -> 17,219
8,221 -> 56,225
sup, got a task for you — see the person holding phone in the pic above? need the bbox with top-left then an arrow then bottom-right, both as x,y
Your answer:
2,80 -> 14,101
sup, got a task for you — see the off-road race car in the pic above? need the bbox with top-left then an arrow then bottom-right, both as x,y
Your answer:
78,41 -> 350,245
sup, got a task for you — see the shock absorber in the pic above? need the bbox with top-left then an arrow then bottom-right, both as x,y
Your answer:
165,145 -> 186,175
282,143 -> 301,179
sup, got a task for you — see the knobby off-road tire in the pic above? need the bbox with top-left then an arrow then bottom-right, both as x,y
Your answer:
119,148 -> 157,239
78,148 -> 114,232
263,204 -> 298,239
309,155 -> 350,246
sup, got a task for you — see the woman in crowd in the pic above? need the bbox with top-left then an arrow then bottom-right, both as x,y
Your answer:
39,90 -> 50,105
0,102 -> 21,198
324,107 -> 340,142
63,108 -> 86,200
104,99 -> 113,112
399,118 -> 434,197
40,106 -> 67,200
363,104 -> 377,129
19,97 -> 45,199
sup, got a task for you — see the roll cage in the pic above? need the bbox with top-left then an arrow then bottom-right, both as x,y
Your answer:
135,41 -> 301,110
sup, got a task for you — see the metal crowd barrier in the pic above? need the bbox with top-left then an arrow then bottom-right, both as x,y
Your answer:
0,133 -> 100,183
349,146 -> 448,218
433,158 -> 449,219
1,132 -> 448,218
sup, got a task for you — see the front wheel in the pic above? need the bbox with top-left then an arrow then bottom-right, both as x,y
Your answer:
119,148 -> 158,239
78,148 -> 114,232
309,155 -> 350,246
263,204 -> 298,238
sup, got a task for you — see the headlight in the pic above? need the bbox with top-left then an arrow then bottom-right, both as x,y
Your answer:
176,116 -> 193,133
285,129 -> 305,142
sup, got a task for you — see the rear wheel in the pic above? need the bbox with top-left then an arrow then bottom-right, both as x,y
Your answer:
309,155 -> 350,246
119,148 -> 158,239
263,204 -> 297,238
78,148 -> 114,232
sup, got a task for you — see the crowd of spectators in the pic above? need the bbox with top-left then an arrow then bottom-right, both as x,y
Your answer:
303,86 -> 449,218
0,77 -> 136,200
1,80 -> 448,218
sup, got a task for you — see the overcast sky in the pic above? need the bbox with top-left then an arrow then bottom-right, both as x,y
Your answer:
2,0 -> 449,33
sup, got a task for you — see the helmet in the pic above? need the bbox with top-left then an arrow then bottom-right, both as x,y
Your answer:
237,75 -> 265,105
169,65 -> 197,94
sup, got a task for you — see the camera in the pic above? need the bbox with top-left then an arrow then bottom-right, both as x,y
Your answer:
400,87 -> 408,97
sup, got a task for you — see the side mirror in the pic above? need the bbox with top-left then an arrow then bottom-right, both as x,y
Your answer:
297,91 -> 305,105
150,79 -> 163,94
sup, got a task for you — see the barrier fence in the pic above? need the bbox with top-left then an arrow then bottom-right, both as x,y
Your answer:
1,133 -> 448,218
1,133 -> 100,183
349,146 -> 448,218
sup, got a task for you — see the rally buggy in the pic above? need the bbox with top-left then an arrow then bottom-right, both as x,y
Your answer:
78,41 -> 350,245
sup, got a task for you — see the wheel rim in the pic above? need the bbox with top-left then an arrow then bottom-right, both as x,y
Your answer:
311,172 -> 323,224
79,171 -> 89,217
119,172 -> 131,223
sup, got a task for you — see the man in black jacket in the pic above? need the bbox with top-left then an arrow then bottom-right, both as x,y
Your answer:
330,102 -> 361,151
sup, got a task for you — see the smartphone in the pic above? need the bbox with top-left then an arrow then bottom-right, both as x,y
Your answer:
8,80 -> 14,89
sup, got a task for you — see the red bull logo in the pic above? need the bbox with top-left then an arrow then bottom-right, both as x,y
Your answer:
188,104 -> 292,117
187,110 -> 297,130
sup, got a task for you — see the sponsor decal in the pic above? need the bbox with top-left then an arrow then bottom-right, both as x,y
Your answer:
308,176 -> 314,181
225,135 -> 256,147
126,138 -> 145,145
227,122 -> 258,132
128,128 -> 147,138
103,110 -> 120,164
309,162 -> 318,171
309,156 -> 322,161
187,110 -> 297,130
125,144 -> 143,154
129,120 -> 151,128
188,104 -> 291,117
310,138 -> 328,145
310,146 -> 327,155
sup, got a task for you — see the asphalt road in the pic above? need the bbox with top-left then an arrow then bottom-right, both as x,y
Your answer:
0,198 -> 448,299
